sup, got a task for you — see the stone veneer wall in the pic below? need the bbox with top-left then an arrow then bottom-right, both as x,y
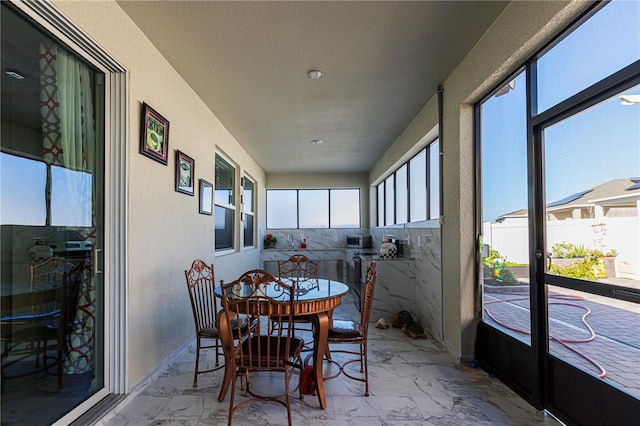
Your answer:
261,225 -> 443,341
260,228 -> 369,251
371,224 -> 442,341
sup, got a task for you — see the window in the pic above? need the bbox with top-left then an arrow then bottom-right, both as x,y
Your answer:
409,149 -> 427,222
377,184 -> 385,226
215,153 -> 235,251
479,70 -> 530,344
535,0 -> 640,114
384,174 -> 395,225
0,153 -> 47,225
396,164 -> 408,224
266,190 -> 297,228
299,190 -> 329,228
266,189 -> 360,229
429,140 -> 440,220
330,189 -> 360,228
376,139 -> 440,226
242,176 -> 255,248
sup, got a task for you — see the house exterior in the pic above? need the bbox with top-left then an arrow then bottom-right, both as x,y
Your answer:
484,178 -> 640,278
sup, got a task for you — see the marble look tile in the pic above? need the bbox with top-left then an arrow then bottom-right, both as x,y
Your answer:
107,395 -> 172,421
98,293 -> 560,426
154,395 -> 205,420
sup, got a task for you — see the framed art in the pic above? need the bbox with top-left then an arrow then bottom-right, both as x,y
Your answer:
199,179 -> 213,215
175,150 -> 195,195
140,102 -> 170,165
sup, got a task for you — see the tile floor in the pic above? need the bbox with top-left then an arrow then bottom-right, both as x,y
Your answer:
97,294 -> 561,425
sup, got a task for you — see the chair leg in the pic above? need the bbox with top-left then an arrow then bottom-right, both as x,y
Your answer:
363,343 -> 369,397
227,371 -> 237,426
193,338 -> 200,388
57,346 -> 64,389
285,367 -> 293,426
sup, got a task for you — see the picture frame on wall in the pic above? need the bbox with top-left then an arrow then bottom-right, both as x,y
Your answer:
199,179 -> 213,215
175,150 -> 195,195
140,102 -> 170,165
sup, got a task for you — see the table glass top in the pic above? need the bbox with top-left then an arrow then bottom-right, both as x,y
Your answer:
216,278 -> 348,302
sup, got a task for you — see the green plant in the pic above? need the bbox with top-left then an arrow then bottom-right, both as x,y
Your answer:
548,250 -> 606,280
550,241 -> 591,258
481,247 -> 520,285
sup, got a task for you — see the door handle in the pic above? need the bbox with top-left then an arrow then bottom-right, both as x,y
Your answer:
93,246 -> 102,277
536,250 -> 551,271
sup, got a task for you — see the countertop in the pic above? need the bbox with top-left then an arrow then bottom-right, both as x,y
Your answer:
261,247 -> 414,261
359,254 -> 414,261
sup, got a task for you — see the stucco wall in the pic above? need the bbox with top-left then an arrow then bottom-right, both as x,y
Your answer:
53,0 -> 266,390
370,0 -> 594,359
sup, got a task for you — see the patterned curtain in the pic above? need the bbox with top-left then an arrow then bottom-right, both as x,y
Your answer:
39,40 -> 96,374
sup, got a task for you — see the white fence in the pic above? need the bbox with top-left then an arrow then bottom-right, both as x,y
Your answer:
482,216 -> 640,279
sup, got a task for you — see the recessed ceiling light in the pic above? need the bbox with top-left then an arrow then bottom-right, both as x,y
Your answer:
5,69 -> 25,80
307,70 -> 322,80
310,139 -> 323,145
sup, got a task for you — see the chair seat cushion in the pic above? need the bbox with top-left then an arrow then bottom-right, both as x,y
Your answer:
2,322 -> 58,342
199,316 -> 257,339
239,335 -> 304,366
199,326 -> 219,338
328,320 -> 363,339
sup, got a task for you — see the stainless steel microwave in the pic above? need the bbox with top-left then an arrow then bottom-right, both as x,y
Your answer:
346,235 -> 372,248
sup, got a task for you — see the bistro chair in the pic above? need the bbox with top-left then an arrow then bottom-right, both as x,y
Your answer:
21,256 -> 77,369
276,254 -> 320,339
185,259 -> 226,388
324,261 -> 377,396
30,257 -> 75,291
218,269 -> 304,426
1,261 -> 84,392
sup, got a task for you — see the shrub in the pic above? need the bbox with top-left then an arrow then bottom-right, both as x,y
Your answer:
481,246 -> 520,286
548,250 -> 606,280
550,241 -> 590,258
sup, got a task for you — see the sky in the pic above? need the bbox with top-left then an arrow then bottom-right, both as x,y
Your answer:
481,0 -> 640,223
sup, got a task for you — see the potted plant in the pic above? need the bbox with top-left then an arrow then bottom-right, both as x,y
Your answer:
264,233 -> 277,249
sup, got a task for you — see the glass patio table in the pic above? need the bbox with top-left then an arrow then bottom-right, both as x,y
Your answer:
215,277 -> 349,409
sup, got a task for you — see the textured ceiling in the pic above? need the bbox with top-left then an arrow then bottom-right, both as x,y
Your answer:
118,1 -> 509,174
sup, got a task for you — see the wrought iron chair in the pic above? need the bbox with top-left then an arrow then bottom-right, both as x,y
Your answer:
219,270 -> 304,426
30,257 -> 75,291
324,261 -> 377,396
277,254 -> 320,336
1,261 -> 84,392
185,259 -> 225,388
23,256 -> 77,368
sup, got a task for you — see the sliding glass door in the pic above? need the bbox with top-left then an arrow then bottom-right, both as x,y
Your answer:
1,4 -> 105,424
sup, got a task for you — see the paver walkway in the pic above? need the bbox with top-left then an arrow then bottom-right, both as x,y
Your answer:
483,285 -> 640,397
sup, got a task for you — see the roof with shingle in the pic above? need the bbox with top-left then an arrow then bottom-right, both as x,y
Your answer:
497,178 -> 640,220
